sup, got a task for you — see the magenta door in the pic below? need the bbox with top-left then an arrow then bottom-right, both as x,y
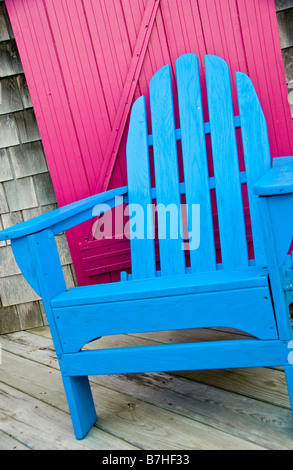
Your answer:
5,0 -> 293,285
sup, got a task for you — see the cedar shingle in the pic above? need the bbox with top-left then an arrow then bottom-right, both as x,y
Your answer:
17,75 -> 33,109
277,9 -> 293,49
0,148 -> 13,182
22,203 -> 57,221
56,234 -> 73,266
33,173 -> 57,206
0,40 -> 23,77
9,141 -> 47,178
1,210 -> 23,229
282,47 -> 293,84
0,305 -> 20,333
275,0 -> 293,12
4,177 -> 38,211
16,301 -> 43,330
0,4 -> 10,42
0,76 -> 23,115
0,245 -> 21,277
14,109 -> 41,144
0,113 -> 20,148
0,216 -> 5,247
0,182 -> 8,213
0,275 -> 40,307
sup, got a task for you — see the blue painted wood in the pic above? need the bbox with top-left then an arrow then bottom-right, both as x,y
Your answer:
205,55 -> 249,269
149,64 -> 186,276
176,53 -> 216,272
285,366 -> 293,419
151,169 -> 247,199
266,194 -> 293,267
1,53 -> 293,439
254,156 -> 293,196
126,96 -> 156,279
257,196 -> 293,340
61,339 -> 290,377
53,285 -> 277,353
52,266 -> 269,307
147,115 -> 241,146
0,186 -> 128,241
61,376 -> 97,440
12,230 -> 66,353
11,237 -> 42,298
288,292 -> 293,309
237,72 -> 273,266
283,266 -> 293,308
12,230 -> 97,439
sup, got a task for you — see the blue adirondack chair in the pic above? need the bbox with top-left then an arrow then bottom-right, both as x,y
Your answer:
0,54 -> 292,440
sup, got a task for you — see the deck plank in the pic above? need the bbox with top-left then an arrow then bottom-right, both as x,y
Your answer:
0,345 -> 263,450
0,429 -> 30,450
0,382 -> 137,450
95,372 -> 293,451
175,367 -> 290,409
1,327 -> 293,449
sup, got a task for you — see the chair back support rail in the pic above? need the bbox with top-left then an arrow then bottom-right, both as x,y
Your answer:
0,54 -> 293,440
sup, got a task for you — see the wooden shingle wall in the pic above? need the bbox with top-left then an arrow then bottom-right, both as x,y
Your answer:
0,0 -> 77,333
0,0 -> 292,333
276,0 -> 293,117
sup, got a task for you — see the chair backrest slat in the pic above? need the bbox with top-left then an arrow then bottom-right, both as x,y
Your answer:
149,64 -> 186,277
205,55 -> 249,269
176,53 -> 216,272
126,96 -> 156,280
236,72 -> 271,266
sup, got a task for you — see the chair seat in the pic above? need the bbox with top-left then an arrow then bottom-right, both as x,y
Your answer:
51,266 -> 278,354
52,266 -> 269,308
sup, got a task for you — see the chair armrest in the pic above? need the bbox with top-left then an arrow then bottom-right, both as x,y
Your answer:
254,157 -> 293,268
0,186 -> 128,242
253,157 -> 293,196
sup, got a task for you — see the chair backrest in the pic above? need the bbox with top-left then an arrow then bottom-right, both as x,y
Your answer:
126,54 -> 271,280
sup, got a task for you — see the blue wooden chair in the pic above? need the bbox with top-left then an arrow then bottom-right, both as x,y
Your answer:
1,54 -> 292,439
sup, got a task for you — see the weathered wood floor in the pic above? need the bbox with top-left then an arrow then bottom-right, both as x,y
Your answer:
1,326 -> 293,450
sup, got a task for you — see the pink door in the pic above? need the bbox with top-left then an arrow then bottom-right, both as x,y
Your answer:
5,0 -> 293,285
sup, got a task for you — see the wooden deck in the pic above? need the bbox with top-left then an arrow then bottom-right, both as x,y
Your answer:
1,325 -> 293,450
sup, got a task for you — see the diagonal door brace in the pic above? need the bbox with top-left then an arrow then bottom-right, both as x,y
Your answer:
94,0 -> 161,196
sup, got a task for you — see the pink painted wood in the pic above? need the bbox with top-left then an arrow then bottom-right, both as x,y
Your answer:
5,0 -> 293,285
90,0 -> 161,196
